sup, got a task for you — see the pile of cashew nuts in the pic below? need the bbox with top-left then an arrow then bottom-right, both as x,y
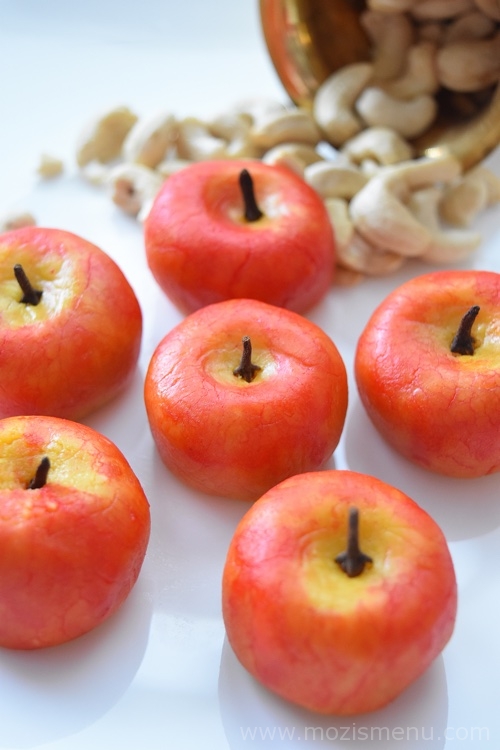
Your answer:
33,0 -> 500,284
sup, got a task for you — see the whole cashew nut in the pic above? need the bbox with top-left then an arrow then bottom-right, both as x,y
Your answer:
76,106 -> 138,167
304,161 -> 369,199
436,33 -> 500,91
360,10 -> 415,80
355,87 -> 438,139
313,63 -> 374,147
341,127 -> 414,166
122,112 -> 178,169
349,155 -> 463,256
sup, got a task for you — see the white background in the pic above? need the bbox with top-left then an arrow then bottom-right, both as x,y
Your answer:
0,1 -> 499,748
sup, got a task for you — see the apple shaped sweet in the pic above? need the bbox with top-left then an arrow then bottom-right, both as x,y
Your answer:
222,469 -> 457,715
355,269 -> 500,478
144,159 -> 336,315
0,226 -> 142,420
144,298 -> 348,501
0,415 -> 150,650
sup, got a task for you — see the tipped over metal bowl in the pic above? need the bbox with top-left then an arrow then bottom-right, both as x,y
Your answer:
259,0 -> 500,170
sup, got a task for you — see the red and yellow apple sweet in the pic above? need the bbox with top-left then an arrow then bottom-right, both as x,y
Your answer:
144,159 -> 336,315
222,469 -> 457,715
144,298 -> 348,501
0,415 -> 150,650
0,226 -> 142,420
355,269 -> 500,478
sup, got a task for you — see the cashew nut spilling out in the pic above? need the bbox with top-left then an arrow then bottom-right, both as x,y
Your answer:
341,127 -> 414,166
436,34 -> 500,91
304,161 -> 369,199
76,106 -> 138,167
378,42 -> 440,99
439,165 -> 500,225
0,211 -> 37,232
407,186 -> 482,262
325,197 -> 406,276
313,63 -> 374,147
355,87 -> 438,139
107,163 -> 163,218
410,0 -> 476,20
122,112 -> 178,169
349,155 -> 463,256
474,0 -> 500,20
250,109 -> 321,150
360,10 -> 415,81
261,143 -> 323,177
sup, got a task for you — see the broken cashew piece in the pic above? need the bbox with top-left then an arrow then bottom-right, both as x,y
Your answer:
76,106 -> 138,167
108,163 -> 163,218
349,155 -> 463,256
355,87 -> 438,139
313,63 -> 374,147
37,154 -> 64,179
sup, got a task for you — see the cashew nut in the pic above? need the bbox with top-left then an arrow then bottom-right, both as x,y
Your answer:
443,10 -> 497,43
380,42 -> 440,99
250,109 -> 321,150
439,165 -> 500,225
261,143 -> 323,177
325,196 -> 405,275
360,10 -> 415,80
122,112 -> 178,169
37,154 -> 64,179
411,0 -> 476,19
473,0 -> 500,20
209,111 -> 261,159
355,87 -> 438,139
349,154 -> 463,256
313,63 -> 374,147
108,163 -> 163,218
76,106 -> 138,167
436,33 -> 500,91
408,187 -> 482,262
341,127 -> 414,165
304,161 -> 369,199
0,211 -> 37,232
176,117 -> 228,161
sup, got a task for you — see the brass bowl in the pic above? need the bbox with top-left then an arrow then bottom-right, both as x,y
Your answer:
259,0 -> 500,170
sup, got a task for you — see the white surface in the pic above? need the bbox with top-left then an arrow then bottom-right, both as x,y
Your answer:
1,2 -> 499,748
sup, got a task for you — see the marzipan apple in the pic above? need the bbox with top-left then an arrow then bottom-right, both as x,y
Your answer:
144,298 -> 348,501
222,469 -> 457,715
0,415 -> 150,649
0,226 -> 142,420
144,159 -> 336,314
355,269 -> 500,477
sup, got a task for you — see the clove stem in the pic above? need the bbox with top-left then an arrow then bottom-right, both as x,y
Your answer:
239,169 -> 263,222
28,457 -> 50,490
233,336 -> 262,383
335,507 -> 372,578
450,305 -> 480,355
14,264 -> 43,306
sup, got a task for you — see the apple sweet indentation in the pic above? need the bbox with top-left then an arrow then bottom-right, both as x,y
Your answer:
144,298 -> 348,501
